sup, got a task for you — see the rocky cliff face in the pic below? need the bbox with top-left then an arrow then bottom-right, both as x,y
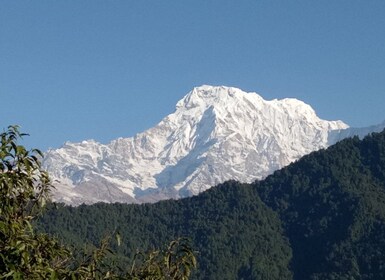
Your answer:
43,85 -> 383,205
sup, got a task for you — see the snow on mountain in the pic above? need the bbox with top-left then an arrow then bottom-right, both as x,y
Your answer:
43,85 -> 383,205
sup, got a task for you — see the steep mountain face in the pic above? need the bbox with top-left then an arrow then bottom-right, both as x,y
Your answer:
43,85 -> 382,205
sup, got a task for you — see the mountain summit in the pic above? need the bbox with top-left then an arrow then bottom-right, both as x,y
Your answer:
43,85 -> 383,205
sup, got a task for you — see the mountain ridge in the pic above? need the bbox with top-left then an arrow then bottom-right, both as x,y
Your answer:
43,85 -> 384,205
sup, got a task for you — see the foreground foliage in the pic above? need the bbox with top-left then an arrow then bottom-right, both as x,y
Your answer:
0,126 -> 196,279
0,125 -> 68,278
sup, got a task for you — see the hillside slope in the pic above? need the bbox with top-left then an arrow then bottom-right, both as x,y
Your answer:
256,130 -> 385,279
39,129 -> 385,279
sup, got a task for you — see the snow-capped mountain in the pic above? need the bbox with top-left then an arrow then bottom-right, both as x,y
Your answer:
43,85 -> 384,205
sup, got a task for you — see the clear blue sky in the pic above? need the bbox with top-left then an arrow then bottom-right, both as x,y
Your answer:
1,1 -> 385,151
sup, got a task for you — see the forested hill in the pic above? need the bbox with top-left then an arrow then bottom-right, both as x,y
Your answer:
38,129 -> 385,279
38,182 -> 292,279
255,130 -> 385,279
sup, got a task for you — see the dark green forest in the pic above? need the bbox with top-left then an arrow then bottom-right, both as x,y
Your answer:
37,130 -> 385,279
